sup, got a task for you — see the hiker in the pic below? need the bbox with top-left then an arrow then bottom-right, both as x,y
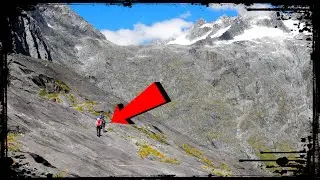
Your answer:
98,113 -> 106,133
96,117 -> 102,137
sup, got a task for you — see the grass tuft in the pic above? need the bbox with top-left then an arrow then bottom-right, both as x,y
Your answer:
56,80 -> 71,93
136,142 -> 180,165
67,94 -> 77,104
133,125 -> 167,144
73,104 -> 84,112
247,136 -> 277,167
39,89 -> 61,103
181,143 -> 232,176
7,133 -> 21,152
72,100 -> 97,114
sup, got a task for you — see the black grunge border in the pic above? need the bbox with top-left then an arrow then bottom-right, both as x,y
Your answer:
0,0 -> 319,178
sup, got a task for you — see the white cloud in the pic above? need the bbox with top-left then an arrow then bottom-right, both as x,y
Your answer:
209,3 -> 273,17
179,11 -> 191,19
101,17 -> 193,46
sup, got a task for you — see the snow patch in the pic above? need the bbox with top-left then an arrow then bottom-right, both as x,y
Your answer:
200,23 -> 213,28
257,16 -> 272,20
47,23 -> 54,28
283,19 -> 300,35
167,33 -> 192,45
230,26 -> 287,43
211,25 -> 231,38
167,29 -> 213,45
283,20 -> 312,36
215,19 -> 222,24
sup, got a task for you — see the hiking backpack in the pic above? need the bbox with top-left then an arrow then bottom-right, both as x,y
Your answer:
96,118 -> 102,126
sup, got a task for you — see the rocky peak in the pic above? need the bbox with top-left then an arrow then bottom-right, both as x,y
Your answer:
196,18 -> 206,26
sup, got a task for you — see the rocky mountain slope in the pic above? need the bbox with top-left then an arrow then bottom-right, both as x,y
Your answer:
7,4 -> 313,177
8,53 -> 264,177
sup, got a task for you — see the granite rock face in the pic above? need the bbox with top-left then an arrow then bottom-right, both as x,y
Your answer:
7,4 -> 313,177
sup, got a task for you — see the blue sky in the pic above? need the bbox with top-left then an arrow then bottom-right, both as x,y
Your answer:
70,4 -> 238,31
69,3 -> 271,45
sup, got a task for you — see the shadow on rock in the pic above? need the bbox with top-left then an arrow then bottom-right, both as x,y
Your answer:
28,152 -> 56,168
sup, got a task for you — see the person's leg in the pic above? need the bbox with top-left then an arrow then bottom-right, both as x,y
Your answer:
96,126 -> 99,136
98,126 -> 101,137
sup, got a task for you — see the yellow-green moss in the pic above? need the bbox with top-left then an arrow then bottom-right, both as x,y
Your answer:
218,162 -> 231,171
182,143 -> 233,176
133,125 -> 167,144
91,111 -> 100,116
84,100 -> 98,114
107,127 -> 114,132
182,143 -> 205,160
39,89 -> 46,97
72,100 -> 97,114
160,157 -> 180,165
56,80 -> 71,93
67,94 -> 77,104
7,133 -> 21,152
212,168 -> 233,177
136,142 -> 180,165
248,136 -> 277,167
202,162 -> 233,177
39,89 -> 61,103
182,144 -> 215,168
73,104 -> 84,112
275,141 -> 296,159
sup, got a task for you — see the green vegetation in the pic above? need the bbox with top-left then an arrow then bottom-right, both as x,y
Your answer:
39,79 -> 72,103
182,144 -> 215,168
218,162 -> 231,171
73,104 -> 84,112
209,168 -> 233,177
39,89 -> 61,103
136,142 -> 180,165
56,80 -> 71,93
72,100 -> 98,114
275,140 -> 296,159
7,133 -> 21,152
39,89 -> 46,97
84,101 -> 98,114
67,94 -> 77,104
133,125 -> 167,144
106,127 -> 114,132
247,136 -> 277,167
181,143 -> 232,176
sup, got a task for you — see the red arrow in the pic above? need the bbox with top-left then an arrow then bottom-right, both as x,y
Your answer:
111,82 -> 171,124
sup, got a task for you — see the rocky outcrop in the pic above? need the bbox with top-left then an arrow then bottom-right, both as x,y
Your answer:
11,12 -> 52,61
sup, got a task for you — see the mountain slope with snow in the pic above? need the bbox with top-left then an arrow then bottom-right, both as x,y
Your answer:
8,4 -> 313,177
167,14 -> 312,46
